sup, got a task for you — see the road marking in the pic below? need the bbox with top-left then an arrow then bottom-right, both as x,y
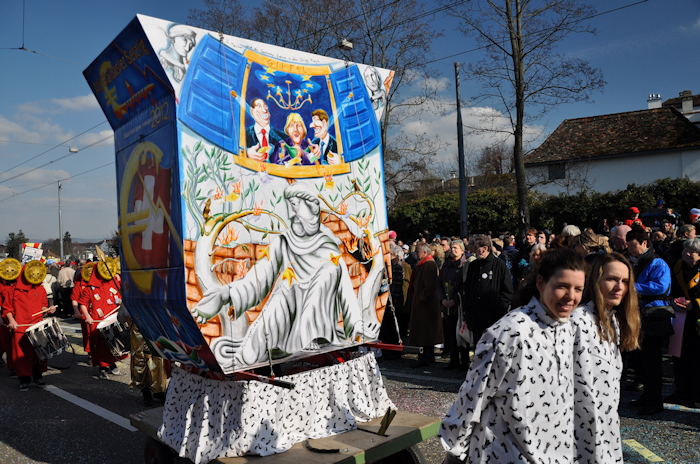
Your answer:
663,403 -> 700,413
44,385 -> 137,432
623,439 -> 664,462
380,369 -> 465,384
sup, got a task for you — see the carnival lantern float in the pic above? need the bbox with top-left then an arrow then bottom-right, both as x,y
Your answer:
83,16 -> 430,463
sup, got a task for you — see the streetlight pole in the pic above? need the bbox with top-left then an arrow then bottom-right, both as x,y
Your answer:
58,181 -> 64,260
455,63 -> 468,238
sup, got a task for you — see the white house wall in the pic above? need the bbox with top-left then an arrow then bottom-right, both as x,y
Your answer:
527,148 -> 700,195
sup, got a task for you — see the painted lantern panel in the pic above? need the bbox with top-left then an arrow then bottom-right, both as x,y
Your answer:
85,15 -> 394,374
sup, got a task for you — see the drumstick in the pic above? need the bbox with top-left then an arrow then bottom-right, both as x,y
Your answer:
31,306 -> 57,317
92,305 -> 121,322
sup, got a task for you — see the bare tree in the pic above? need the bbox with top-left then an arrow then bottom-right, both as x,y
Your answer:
474,142 -> 513,177
187,0 -> 446,208
445,0 -> 605,231
187,0 -> 249,37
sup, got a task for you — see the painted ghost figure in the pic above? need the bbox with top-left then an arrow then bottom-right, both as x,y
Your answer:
192,183 -> 379,366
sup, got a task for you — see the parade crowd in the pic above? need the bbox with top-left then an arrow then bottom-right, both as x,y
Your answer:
382,205 -> 700,463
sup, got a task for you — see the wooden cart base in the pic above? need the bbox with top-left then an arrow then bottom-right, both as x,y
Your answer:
131,407 -> 440,464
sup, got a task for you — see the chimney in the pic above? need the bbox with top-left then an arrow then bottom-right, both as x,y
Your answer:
647,93 -> 662,109
681,90 -> 693,113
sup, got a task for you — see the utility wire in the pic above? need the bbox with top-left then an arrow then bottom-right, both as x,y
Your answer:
0,121 -> 108,178
423,0 -> 650,66
0,133 -> 113,185
0,161 -> 114,204
0,140 -> 78,147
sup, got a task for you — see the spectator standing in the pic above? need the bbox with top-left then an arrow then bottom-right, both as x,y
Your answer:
379,245 -> 406,350
572,252 -> 641,463
440,237 -> 453,262
610,225 -> 632,253
404,243 -> 418,269
462,236 -> 513,342
514,227 -> 537,283
492,238 -> 516,289
41,271 -> 57,308
627,228 -> 672,415
407,243 -> 443,368
519,242 -> 547,288
57,262 -> 75,318
663,223 -> 696,265
651,231 -> 666,255
667,238 -> 700,407
502,235 -> 518,261
436,240 -> 469,370
430,243 -> 445,270
400,245 -> 412,304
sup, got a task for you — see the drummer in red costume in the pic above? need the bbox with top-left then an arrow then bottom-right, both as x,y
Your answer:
78,259 -> 122,380
72,263 -> 94,356
3,261 -> 56,391
0,258 -> 22,378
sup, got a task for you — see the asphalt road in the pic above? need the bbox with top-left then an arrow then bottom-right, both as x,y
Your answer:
1,319 -> 698,463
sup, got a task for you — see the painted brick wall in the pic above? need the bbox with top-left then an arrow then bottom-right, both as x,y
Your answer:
184,214 -> 391,345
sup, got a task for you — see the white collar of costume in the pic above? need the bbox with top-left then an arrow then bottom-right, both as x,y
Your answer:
526,296 -> 569,327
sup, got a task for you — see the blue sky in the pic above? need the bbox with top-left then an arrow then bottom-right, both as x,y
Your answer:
1,0 -> 699,242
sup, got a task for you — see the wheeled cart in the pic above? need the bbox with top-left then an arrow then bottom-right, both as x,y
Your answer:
131,407 -> 440,464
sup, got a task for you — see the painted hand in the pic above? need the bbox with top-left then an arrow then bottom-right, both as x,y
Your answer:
192,285 -> 230,324
246,143 -> 268,161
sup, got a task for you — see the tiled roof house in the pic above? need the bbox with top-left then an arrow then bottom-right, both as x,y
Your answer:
525,107 -> 700,195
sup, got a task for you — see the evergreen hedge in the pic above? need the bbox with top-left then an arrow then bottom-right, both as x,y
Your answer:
388,178 -> 700,240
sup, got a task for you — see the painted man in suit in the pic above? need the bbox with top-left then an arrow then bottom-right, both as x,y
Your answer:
245,98 -> 285,162
307,109 -> 341,165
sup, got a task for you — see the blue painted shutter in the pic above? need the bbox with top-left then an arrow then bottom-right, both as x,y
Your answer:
179,34 -> 246,154
329,65 -> 381,162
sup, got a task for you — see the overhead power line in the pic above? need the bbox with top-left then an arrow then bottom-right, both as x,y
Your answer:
0,161 -> 115,204
422,0 -> 651,66
0,121 -> 109,178
0,133 -> 114,185
0,140 -> 79,147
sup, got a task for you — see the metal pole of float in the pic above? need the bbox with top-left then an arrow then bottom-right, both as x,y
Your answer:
58,181 -> 64,260
455,63 -> 468,238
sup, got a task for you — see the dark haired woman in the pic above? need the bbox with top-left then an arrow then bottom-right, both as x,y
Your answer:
440,248 -> 587,463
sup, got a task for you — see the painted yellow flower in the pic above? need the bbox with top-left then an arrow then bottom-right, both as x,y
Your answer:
281,267 -> 297,286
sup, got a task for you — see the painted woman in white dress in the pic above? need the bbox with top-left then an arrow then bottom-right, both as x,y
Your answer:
572,252 -> 641,463
440,248 -> 587,464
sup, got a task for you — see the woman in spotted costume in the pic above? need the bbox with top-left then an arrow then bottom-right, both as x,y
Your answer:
572,253 -> 640,463
440,248 -> 587,463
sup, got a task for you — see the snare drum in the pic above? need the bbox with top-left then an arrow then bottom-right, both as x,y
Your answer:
97,314 -> 130,358
26,318 -> 69,360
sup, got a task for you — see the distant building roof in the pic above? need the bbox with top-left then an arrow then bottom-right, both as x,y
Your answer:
526,107 -> 700,165
663,93 -> 700,110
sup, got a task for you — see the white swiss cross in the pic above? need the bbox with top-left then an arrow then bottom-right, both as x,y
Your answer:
133,175 -> 164,251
